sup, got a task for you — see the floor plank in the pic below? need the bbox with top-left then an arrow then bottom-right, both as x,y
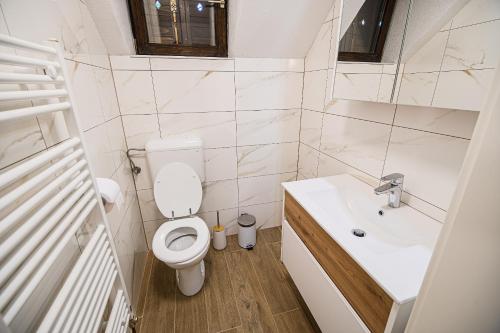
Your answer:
274,309 -> 316,333
140,257 -> 176,333
175,286 -> 209,333
225,234 -> 242,252
205,248 -> 241,333
225,250 -> 278,333
247,243 -> 298,314
269,242 -> 281,262
258,227 -> 282,244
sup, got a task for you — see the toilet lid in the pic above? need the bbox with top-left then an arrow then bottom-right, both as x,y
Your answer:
154,162 -> 202,218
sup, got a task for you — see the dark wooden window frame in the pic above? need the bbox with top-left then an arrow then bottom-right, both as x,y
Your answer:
128,0 -> 228,57
338,0 -> 396,63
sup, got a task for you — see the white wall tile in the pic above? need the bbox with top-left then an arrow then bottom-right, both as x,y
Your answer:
239,201 -> 283,229
204,147 -> 238,181
324,99 -> 396,124
397,72 -> 439,106
114,71 -> 156,115
299,109 -> 323,149
328,22 -> 339,69
199,208 -> 239,234
83,124 -> 116,178
152,71 -> 235,113
336,63 -> 384,74
236,109 -> 300,145
237,142 -> 298,178
378,74 -> 396,103
451,0 -> 500,28
333,73 -> 381,102
317,152 -> 379,187
200,179 -> 239,212
432,69 -> 495,111
79,2 -> 109,69
302,70 -> 327,111
394,105 -> 478,139
238,172 -> 296,206
404,31 -> 448,73
110,56 -> 150,71
105,117 -> 127,169
305,20 -> 332,71
150,57 -> 234,71
383,127 -> 469,210
0,116 -> 46,169
320,114 -> 392,178
235,58 -> 304,72
94,67 -> 120,120
442,20 -> 500,71
158,112 -> 236,148
137,188 -> 163,222
297,144 -> 319,179
122,114 -> 160,148
235,72 -> 303,110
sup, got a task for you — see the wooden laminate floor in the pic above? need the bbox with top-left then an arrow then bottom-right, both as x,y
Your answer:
136,227 -> 321,333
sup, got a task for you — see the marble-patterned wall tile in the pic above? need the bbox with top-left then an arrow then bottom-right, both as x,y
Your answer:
235,58 -> 304,72
83,123 -> 116,178
113,71 -> 157,115
200,179 -> 239,213
297,144 -> 319,179
305,20 -> 332,71
302,70 -> 328,111
152,71 -> 235,113
137,188 -> 163,222
451,0 -> 500,28
237,142 -> 298,177
397,72 -> 439,106
377,74 -> 396,103
238,172 -> 296,206
204,147 -> 238,182
94,67 -> 120,121
0,116 -> 46,170
143,219 -> 164,248
320,114 -> 392,178
317,152 -> 379,187
432,69 -> 495,111
336,63 -> 384,74
110,56 -> 150,71
442,20 -> 500,71
236,109 -> 300,146
235,72 -> 303,110
299,109 -> 323,149
79,2 -> 109,69
404,31 -> 448,73
394,105 -> 478,139
328,21 -> 339,69
239,201 -> 283,230
158,112 -> 236,149
150,57 -> 234,71
37,112 -> 70,148
383,127 -> 470,210
105,117 -> 128,170
324,99 -> 396,124
68,60 -> 106,130
199,208 -> 239,234
333,73 -> 381,102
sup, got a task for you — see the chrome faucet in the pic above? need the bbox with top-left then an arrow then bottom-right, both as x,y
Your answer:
374,173 -> 404,208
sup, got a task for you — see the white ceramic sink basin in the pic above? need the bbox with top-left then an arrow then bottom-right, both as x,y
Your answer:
282,174 -> 442,304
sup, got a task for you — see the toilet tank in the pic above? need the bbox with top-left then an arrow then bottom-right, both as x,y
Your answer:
145,138 -> 205,182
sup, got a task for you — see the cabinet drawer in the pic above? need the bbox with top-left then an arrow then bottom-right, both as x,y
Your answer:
282,220 -> 369,333
284,192 -> 393,333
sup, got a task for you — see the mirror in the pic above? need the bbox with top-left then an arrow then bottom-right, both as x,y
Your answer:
393,0 -> 498,111
330,0 -> 411,103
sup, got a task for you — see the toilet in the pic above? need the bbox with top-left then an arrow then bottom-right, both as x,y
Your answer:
145,138 -> 210,296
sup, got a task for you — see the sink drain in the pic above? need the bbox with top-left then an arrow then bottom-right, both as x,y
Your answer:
351,228 -> 366,238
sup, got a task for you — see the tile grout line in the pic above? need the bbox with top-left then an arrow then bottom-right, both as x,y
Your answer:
295,58 -> 306,180
430,21 -> 453,106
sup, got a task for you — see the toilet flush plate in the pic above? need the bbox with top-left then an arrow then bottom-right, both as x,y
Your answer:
154,162 -> 202,218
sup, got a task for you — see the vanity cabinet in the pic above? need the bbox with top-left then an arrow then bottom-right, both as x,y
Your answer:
281,192 -> 414,333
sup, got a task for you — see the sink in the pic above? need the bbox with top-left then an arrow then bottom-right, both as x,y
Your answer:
282,174 -> 442,303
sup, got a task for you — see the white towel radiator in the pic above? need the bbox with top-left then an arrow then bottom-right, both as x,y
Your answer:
0,34 -> 132,332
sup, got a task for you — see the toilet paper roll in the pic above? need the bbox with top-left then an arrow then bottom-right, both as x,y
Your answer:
96,178 -> 124,209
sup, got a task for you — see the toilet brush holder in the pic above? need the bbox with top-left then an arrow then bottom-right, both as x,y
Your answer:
212,226 -> 226,250
212,211 -> 227,250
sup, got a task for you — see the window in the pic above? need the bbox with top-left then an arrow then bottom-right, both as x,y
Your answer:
338,0 -> 395,62
128,0 -> 228,57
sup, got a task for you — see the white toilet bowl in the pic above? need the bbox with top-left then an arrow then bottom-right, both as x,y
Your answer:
152,217 -> 210,296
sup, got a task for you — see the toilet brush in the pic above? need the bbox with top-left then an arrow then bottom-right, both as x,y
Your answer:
212,211 -> 227,250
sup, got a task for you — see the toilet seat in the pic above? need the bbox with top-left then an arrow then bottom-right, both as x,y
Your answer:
152,216 -> 209,265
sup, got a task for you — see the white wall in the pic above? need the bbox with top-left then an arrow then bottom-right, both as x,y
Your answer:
298,0 -> 479,223
110,55 -> 304,246
0,0 -> 147,310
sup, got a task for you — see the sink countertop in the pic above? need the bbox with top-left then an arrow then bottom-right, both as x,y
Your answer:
282,174 -> 442,304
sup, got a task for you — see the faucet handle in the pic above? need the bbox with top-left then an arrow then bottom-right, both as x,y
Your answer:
381,173 -> 404,184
